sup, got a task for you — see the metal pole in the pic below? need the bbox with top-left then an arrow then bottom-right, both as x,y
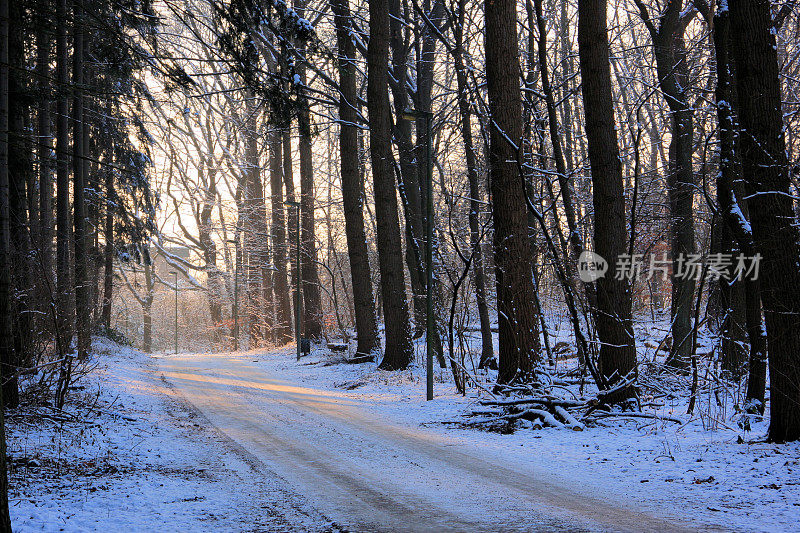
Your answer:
425,113 -> 434,401
172,271 -> 178,354
295,203 -> 301,361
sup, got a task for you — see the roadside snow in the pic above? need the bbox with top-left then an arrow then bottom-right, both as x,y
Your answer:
6,338 -> 337,533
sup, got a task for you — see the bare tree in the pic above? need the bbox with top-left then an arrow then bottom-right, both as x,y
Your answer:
730,0 -> 800,441
331,0 -> 380,358
485,0 -> 541,383
0,0 -> 16,523
368,0 -> 413,369
578,0 -> 636,396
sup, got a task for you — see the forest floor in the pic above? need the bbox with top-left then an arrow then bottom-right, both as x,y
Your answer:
6,329 -> 800,531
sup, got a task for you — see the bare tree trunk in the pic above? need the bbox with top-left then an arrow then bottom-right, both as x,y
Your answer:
634,0 -> 696,367
452,0 -> 493,366
56,0 -> 72,352
0,0 -> 14,521
730,0 -> 800,441
413,0 -> 447,368
332,0 -> 380,358
270,128 -> 292,344
243,94 -> 271,346
198,156 -> 223,336
142,260 -> 154,353
37,11 -> 54,306
99,102 -> 114,331
295,0 -> 323,341
700,4 -> 755,381
485,0 -> 541,383
73,0 -> 90,359
100,185 -> 114,330
7,2 -> 32,404
282,129 -> 299,336
701,0 -> 767,409
388,0 -> 426,338
368,0 -> 413,370
578,0 -> 636,395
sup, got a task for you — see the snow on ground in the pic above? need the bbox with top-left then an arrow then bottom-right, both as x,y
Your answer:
6,338 -> 337,533
244,333 -> 800,533
6,323 -> 800,532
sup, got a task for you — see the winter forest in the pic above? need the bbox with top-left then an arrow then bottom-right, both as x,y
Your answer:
1,0 -> 800,529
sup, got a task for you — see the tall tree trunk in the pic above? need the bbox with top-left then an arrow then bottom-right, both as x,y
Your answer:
413,0 -> 447,368
73,0 -> 90,359
522,0 -> 544,364
635,0 -> 696,367
100,180 -> 114,330
532,0 -> 583,274
485,0 -> 541,383
243,94 -> 271,346
332,0 -> 380,358
56,0 -> 72,352
0,0 -> 15,523
578,0 -> 636,394
388,0 -> 427,338
368,0 -> 413,370
282,130 -> 299,336
7,0 -> 31,405
270,128 -> 292,343
705,3 -> 763,383
37,10 -> 54,307
198,157 -> 223,336
295,0 -> 323,341
452,0 -> 493,366
730,0 -> 800,441
99,100 -> 114,331
142,260 -> 154,353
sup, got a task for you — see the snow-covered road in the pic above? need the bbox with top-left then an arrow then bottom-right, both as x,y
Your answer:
157,351 -> 707,532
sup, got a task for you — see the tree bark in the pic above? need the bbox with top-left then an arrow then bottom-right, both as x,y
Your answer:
578,0 -> 636,394
485,0 -> 541,383
296,0 -> 323,341
0,0 -> 17,522
368,0 -> 413,370
198,155 -> 223,336
243,94 -> 271,346
142,260 -> 154,353
100,175 -> 114,330
56,0 -> 72,352
388,0 -> 427,338
37,10 -> 54,306
705,3 -> 763,384
73,0 -> 91,359
282,129 -> 299,335
635,0 -> 696,367
332,0 -> 380,358
270,128 -> 292,344
452,0 -> 493,366
7,0 -> 32,404
730,0 -> 800,441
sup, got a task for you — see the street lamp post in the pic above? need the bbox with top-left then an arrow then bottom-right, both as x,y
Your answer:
169,271 -> 178,354
400,108 -> 434,401
285,200 -> 302,361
